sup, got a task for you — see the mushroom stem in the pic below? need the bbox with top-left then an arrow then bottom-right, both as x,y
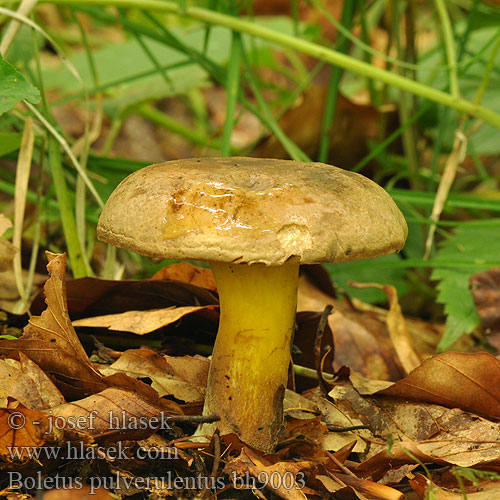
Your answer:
202,261 -> 299,452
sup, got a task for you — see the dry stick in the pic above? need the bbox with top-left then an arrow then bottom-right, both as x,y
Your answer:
326,450 -> 356,477
0,0 -> 38,55
12,117 -> 34,313
168,414 -> 220,425
327,424 -> 369,433
424,128 -> 467,259
201,433 -> 221,500
314,305 -> 334,399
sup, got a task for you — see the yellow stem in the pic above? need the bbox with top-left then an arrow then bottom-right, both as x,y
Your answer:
203,261 -> 299,452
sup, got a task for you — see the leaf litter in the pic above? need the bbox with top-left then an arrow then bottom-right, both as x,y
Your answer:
1,256 -> 500,498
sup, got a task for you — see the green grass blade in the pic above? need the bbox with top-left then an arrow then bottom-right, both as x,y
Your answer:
318,0 -> 357,163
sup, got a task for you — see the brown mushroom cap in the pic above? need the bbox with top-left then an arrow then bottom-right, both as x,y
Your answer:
97,157 -> 408,265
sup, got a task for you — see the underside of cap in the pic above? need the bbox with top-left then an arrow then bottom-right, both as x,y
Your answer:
97,157 -> 408,266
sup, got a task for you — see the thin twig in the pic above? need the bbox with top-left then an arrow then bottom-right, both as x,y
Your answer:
315,305 -> 334,399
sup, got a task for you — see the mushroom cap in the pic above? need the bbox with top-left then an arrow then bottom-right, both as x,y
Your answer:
97,157 -> 408,266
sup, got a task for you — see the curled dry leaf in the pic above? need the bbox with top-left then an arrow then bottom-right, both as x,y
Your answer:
470,267 -> 500,337
72,305 -> 218,335
378,352 -> 500,419
100,349 -> 208,402
0,253 -> 105,397
0,253 -> 182,450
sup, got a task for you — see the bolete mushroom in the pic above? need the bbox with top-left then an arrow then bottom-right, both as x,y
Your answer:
97,157 -> 407,453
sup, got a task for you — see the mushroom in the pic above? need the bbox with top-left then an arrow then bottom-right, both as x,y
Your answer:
97,157 -> 407,453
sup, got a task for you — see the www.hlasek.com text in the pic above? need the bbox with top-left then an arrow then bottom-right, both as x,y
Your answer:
8,441 -> 178,462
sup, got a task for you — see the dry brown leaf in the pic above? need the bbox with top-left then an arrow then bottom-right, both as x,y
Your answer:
0,253 -> 105,397
44,487 -> 114,499
302,390 -> 370,453
0,353 -> 65,409
296,275 -> 403,381
100,349 -> 207,402
50,386 -> 180,440
328,379 -> 500,476
30,273 -> 218,317
470,267 -> 500,337
0,253 -> 179,401
251,87 -> 393,169
72,305 -> 218,335
223,447 -> 312,500
0,406 -> 90,463
378,352 -> 500,419
163,354 -> 210,388
409,473 -> 500,499
319,473 -> 404,500
350,282 -> 421,375
151,262 -> 217,290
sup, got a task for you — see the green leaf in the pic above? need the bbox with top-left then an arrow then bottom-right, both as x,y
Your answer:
325,253 -> 410,304
432,222 -> 500,349
0,133 -> 22,156
0,54 -> 40,116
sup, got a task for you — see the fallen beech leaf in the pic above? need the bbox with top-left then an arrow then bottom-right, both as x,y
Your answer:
350,282 -> 421,375
100,349 -> 207,402
378,352 -> 500,419
72,305 -> 218,335
0,253 -> 105,397
330,380 -> 500,475
0,253 -> 187,422
470,267 -> 500,336
0,353 -> 65,409
152,262 -> 217,291
50,386 -> 180,440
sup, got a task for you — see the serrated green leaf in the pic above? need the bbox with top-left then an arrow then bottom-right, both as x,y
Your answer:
432,223 -> 500,349
0,54 -> 40,116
